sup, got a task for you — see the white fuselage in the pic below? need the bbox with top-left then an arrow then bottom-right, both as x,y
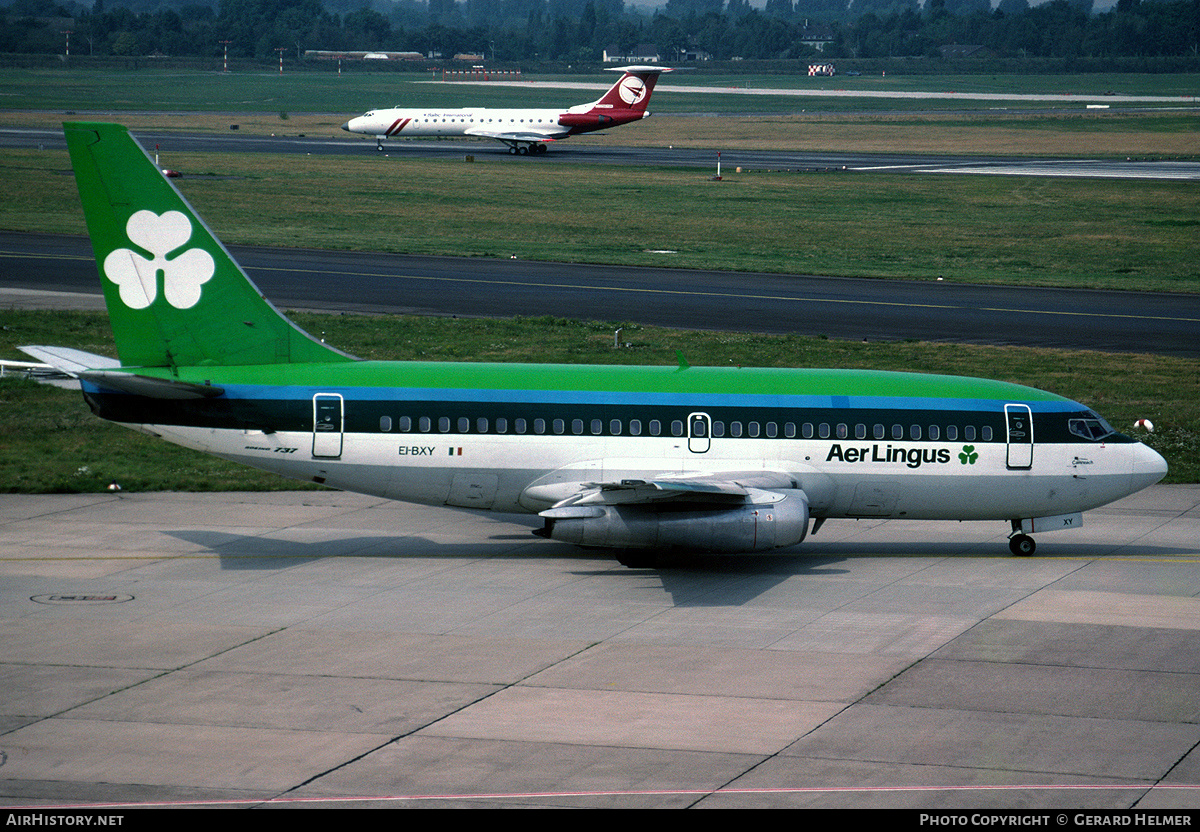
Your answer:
345,108 -> 568,140
141,421 -> 1166,523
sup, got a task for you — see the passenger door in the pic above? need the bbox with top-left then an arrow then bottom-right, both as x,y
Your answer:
1005,404 -> 1034,470
312,394 -> 344,459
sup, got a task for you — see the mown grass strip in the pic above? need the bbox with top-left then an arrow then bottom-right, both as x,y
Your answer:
3,149 -> 1197,292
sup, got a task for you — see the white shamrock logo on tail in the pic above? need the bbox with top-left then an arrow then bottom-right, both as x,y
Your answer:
103,210 -> 214,309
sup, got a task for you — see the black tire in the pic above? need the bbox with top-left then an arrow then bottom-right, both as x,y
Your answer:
1009,534 -> 1036,556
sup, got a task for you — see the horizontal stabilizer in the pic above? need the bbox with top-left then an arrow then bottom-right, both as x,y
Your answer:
76,370 -> 225,399
19,345 -> 121,375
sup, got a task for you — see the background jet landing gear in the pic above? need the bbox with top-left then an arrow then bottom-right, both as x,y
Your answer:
1009,520 -> 1036,556
507,143 -> 548,156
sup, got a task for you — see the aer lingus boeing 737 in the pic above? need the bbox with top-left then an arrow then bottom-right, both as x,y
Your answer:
24,122 -> 1166,565
341,66 -> 669,154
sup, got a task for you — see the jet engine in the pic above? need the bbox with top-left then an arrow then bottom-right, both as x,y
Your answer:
536,489 -> 810,553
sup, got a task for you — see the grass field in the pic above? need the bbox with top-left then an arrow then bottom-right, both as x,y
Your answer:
3,146 -> 1197,291
1,311 -> 1195,491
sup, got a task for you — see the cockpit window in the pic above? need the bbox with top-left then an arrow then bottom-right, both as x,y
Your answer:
1069,412 -> 1116,441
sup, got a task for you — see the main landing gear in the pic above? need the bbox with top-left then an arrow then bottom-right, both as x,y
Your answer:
506,143 -> 548,156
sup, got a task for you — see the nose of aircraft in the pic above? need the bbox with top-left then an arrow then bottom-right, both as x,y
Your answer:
1130,441 -> 1169,493
341,121 -> 351,132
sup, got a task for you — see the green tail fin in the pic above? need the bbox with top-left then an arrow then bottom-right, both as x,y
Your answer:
64,122 -> 351,369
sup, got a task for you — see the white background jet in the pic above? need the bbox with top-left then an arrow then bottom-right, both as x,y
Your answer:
342,66 -> 669,155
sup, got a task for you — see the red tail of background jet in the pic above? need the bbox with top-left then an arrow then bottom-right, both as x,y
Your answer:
580,66 -> 667,113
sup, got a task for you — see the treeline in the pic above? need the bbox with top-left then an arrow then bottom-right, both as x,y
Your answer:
2,0 -> 1198,64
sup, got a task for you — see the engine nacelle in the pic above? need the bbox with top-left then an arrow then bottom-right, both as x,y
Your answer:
537,489 -> 810,553
557,113 -> 612,129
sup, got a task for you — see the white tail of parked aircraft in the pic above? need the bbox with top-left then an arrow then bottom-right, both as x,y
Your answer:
24,122 -> 1168,567
342,66 -> 670,155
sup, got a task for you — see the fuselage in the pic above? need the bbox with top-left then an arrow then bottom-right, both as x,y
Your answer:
81,360 -> 1168,523
342,107 -> 647,142
341,66 -> 666,152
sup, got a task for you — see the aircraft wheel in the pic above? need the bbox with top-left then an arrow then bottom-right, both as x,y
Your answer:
1009,534 -> 1036,557
518,145 -> 530,156
535,144 -> 547,155
508,146 -> 518,155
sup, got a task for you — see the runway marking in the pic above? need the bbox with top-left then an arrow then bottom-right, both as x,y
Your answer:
8,782 -> 1199,809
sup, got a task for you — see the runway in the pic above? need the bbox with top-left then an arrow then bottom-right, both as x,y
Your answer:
1,487 -> 1198,809
3,124 -> 1199,180
3,231 -> 1198,357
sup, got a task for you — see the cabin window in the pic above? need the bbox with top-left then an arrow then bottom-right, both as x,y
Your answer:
610,419 -> 621,435
592,419 -> 604,435
891,424 -> 903,439
458,417 -> 470,433
629,419 -> 642,436
419,416 -> 431,432
874,424 -> 885,440
534,418 -> 546,435
671,420 -> 684,437
836,423 -> 848,439
399,416 -> 412,432
802,423 -> 814,439
748,422 -> 761,438
855,424 -> 867,440
712,421 -> 725,438
911,424 -> 922,440
982,426 -> 993,442
766,422 -> 778,438
439,417 -> 451,433
730,421 -> 743,438
514,418 -> 526,434
946,425 -> 958,441
380,416 -> 392,432
964,425 -> 976,441
928,425 -> 940,440
819,423 -> 831,439
649,420 -> 662,436
496,418 -> 507,434
553,419 -> 565,435
785,422 -> 796,438
477,417 -> 489,433
572,419 -> 584,435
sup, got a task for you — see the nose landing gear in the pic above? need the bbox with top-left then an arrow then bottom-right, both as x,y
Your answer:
1009,533 -> 1036,556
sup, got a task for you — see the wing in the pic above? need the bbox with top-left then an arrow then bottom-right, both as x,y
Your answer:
535,470 -> 811,554
465,127 -> 571,142
554,470 -> 800,507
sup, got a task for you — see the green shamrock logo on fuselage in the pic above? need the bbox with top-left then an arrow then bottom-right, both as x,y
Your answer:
959,445 -> 978,465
